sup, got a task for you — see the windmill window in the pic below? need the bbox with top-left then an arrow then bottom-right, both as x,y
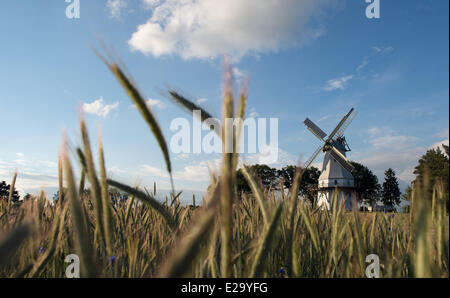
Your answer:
334,180 -> 338,185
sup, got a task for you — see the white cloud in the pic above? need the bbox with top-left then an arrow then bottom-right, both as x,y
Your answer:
356,57 -> 369,72
142,0 -> 161,9
129,0 -> 330,60
174,162 -> 216,182
317,114 -> 334,123
140,159 -> 220,183
352,129 -> 447,187
140,165 -> 170,178
322,75 -> 354,91
146,98 -> 166,109
197,98 -> 208,104
0,157 -> 59,196
16,152 -> 24,159
366,126 -> 419,150
232,66 -> 248,84
106,0 -> 128,20
13,159 -> 26,166
241,147 -> 297,168
82,97 -> 119,117
356,148 -> 424,184
325,46 -> 393,90
429,139 -> 449,152
248,107 -> 258,118
372,46 -> 394,55
434,128 -> 449,139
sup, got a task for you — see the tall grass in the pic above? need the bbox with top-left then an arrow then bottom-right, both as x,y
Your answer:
0,54 -> 448,278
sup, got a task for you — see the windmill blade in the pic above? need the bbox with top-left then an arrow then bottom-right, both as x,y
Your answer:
327,108 -> 355,141
336,109 -> 358,138
304,144 -> 324,169
329,146 -> 353,173
303,118 -> 327,141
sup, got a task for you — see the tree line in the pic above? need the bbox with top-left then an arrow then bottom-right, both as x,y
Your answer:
237,144 -> 449,210
1,145 -> 448,211
236,162 -> 401,207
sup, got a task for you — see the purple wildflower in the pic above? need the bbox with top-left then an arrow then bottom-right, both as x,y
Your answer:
278,267 -> 286,278
107,256 -> 116,265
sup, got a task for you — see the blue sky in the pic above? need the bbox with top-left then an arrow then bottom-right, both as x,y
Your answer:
0,0 -> 448,199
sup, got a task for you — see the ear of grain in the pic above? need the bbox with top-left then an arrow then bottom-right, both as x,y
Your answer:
7,172 -> 17,216
219,67 -> 234,278
352,206 -> 366,276
414,197 -> 433,277
108,62 -> 174,188
250,203 -> 283,278
79,119 -> 105,245
168,90 -> 221,137
98,129 -> 115,257
298,200 -> 320,252
286,167 -> 303,277
157,184 -> 220,277
241,165 -> 268,225
62,139 -> 96,277
107,179 -> 176,230
232,79 -> 249,171
29,202 -> 68,277
58,154 -> 63,205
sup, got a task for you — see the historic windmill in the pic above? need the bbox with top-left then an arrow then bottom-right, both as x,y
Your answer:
302,108 -> 358,210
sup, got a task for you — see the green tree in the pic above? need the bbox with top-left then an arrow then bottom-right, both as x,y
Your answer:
413,146 -> 449,195
0,180 -> 20,203
401,185 -> 412,202
350,162 -> 381,206
236,164 -> 279,193
443,144 -> 449,157
278,166 -> 321,204
381,168 -> 401,207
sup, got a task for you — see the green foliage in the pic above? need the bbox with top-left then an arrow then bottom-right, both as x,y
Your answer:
381,168 -> 401,207
350,161 -> 381,206
236,165 -> 320,204
443,144 -> 449,157
413,147 -> 449,196
0,181 -> 20,204
236,164 -> 278,193
402,185 -> 413,202
278,166 -> 321,204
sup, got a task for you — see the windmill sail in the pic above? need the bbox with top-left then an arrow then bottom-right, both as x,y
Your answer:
304,144 -> 324,169
329,148 -> 353,173
336,109 -> 358,138
327,108 -> 355,141
303,118 -> 327,140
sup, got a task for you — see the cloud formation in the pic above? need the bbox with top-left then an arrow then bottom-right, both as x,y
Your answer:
366,126 -> 419,150
82,97 -> 119,117
322,46 -> 394,92
146,98 -> 166,109
0,155 -> 58,196
353,126 -> 448,188
106,0 -> 128,20
129,0 -> 330,60
322,75 -> 354,91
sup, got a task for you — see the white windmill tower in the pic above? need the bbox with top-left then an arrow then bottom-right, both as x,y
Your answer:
302,108 -> 358,210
